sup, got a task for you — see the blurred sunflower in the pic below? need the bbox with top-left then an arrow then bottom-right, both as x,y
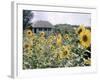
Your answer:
59,46 -> 70,59
24,29 -> 33,37
63,34 -> 70,40
25,29 -> 33,37
56,33 -> 62,47
40,31 -> 45,37
27,48 -> 33,57
80,29 -> 91,48
83,58 -> 91,65
23,43 -> 32,49
29,32 -> 35,39
23,42 -> 33,57
77,24 -> 85,35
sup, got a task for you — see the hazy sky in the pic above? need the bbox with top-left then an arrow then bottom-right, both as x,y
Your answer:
31,11 -> 91,27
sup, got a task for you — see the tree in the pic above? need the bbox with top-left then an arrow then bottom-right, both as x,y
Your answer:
23,10 -> 34,30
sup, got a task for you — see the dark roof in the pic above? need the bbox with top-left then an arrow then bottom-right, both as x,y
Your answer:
32,20 -> 54,28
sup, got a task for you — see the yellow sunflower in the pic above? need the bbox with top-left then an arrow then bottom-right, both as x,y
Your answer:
56,33 -> 62,47
63,34 -> 70,40
23,42 -> 33,56
59,46 -> 70,59
40,31 -> 45,37
77,24 -> 85,35
25,29 -> 33,37
23,42 -> 32,50
80,29 -> 91,48
83,58 -> 91,65
27,48 -> 33,57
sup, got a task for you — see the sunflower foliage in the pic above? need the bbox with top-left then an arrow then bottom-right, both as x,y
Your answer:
23,24 -> 91,69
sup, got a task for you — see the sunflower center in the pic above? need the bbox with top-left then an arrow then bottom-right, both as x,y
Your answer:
78,29 -> 82,34
63,50 -> 68,55
41,33 -> 44,36
41,33 -> 43,35
28,32 -> 30,34
25,44 -> 29,48
82,35 -> 88,42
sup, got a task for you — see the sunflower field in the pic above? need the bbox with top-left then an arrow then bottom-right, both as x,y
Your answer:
23,24 -> 91,69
